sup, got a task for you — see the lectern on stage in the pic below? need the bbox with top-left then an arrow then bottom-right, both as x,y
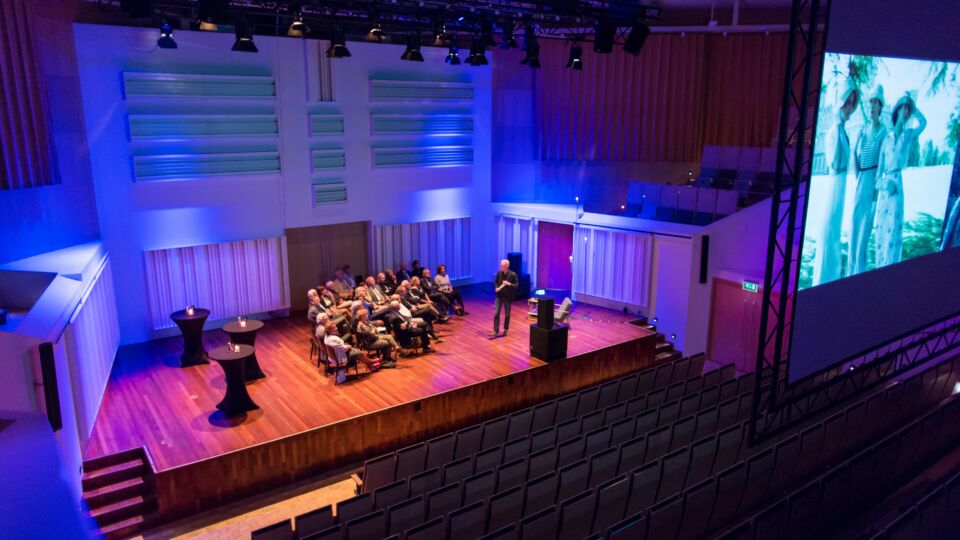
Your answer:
529,296 -> 569,361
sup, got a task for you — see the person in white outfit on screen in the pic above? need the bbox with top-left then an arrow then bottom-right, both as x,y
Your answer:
812,78 -> 859,286
875,93 -> 926,268
848,85 -> 888,276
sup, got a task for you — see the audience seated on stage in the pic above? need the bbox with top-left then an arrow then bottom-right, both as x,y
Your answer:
308,261 -> 469,379
323,322 -> 380,375
434,264 -> 468,315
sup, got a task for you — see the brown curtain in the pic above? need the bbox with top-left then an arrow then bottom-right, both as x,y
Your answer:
0,0 -> 58,189
503,32 -> 789,163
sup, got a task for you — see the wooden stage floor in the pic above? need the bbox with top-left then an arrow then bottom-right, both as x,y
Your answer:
85,285 -> 652,472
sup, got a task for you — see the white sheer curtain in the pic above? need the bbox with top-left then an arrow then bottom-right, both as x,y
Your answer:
62,259 -> 120,444
144,236 -> 290,330
494,214 -> 537,285
572,225 -> 652,307
372,218 -> 472,280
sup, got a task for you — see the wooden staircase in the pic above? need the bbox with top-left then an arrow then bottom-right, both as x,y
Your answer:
82,448 -> 156,539
630,316 -> 683,364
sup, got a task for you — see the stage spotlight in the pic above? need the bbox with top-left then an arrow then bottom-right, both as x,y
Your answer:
401,34 -> 424,62
326,26 -> 351,58
500,24 -> 518,49
287,5 -> 310,37
467,37 -> 488,66
365,23 -> 385,42
520,42 -> 541,68
594,19 -> 616,53
445,44 -> 461,65
197,0 -> 227,31
158,21 -> 177,49
431,23 -> 451,47
624,22 -> 650,55
232,19 -> 258,53
566,45 -> 583,70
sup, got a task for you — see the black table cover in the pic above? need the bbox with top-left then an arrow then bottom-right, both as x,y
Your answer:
170,308 -> 210,367
222,319 -> 266,381
208,344 -> 260,418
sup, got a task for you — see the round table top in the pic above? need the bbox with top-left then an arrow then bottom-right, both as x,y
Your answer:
171,308 -> 211,321
208,344 -> 255,362
222,319 -> 265,334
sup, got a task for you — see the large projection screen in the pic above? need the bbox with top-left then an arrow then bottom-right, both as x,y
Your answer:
789,0 -> 960,383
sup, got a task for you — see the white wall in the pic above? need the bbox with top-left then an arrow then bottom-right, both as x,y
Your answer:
73,25 -> 492,343
685,196 -> 772,356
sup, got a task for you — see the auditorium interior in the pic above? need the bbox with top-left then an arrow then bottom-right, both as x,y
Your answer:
2,0 -> 960,538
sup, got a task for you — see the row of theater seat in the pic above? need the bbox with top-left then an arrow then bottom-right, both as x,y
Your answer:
602,355 -> 959,540
715,357 -> 960,540
251,354 -> 712,539
253,354 -> 957,539
867,468 -> 960,540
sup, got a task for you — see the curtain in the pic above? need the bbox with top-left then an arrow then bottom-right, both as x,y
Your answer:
494,214 -> 537,284
144,236 -> 290,330
62,259 -> 120,444
513,32 -> 789,163
0,0 -> 58,189
372,218 -> 472,280
572,225 -> 652,307
702,33 -> 790,148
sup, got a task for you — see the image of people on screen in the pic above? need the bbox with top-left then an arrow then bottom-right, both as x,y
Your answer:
800,52 -> 960,290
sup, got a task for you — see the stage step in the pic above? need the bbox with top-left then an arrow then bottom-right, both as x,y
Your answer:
99,515 -> 146,540
82,448 -> 145,471
82,457 -> 146,491
83,476 -> 147,509
655,341 -> 674,353
655,350 -> 683,364
82,448 -> 156,539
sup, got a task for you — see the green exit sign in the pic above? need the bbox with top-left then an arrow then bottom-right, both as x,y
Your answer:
742,281 -> 759,293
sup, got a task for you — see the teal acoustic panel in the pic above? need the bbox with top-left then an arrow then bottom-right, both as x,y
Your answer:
312,178 -> 348,205
312,149 -> 346,170
371,114 -> 473,135
123,72 -> 276,98
128,114 -> 278,138
372,146 -> 473,168
133,152 -> 281,180
310,114 -> 345,135
369,80 -> 473,102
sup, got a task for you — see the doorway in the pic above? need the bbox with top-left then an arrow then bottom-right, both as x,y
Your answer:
536,221 -> 573,292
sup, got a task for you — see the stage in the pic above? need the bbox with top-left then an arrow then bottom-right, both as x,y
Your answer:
84,285 -> 658,522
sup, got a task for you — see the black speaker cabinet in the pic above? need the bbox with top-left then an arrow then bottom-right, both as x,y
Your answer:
530,323 -> 569,361
507,252 -> 523,274
517,274 -> 531,300
38,342 -> 62,431
537,297 -> 555,329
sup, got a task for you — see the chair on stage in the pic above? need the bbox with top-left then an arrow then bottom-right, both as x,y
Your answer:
554,298 -> 573,324
326,344 -> 361,384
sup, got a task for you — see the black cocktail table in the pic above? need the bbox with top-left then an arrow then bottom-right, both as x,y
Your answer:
208,344 -> 259,418
170,308 -> 210,367
222,319 -> 266,381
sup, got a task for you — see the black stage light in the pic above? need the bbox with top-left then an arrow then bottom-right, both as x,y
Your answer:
431,22 -> 451,47
467,37 -> 488,66
158,22 -> 177,49
594,19 -> 616,53
365,23 -> 385,42
327,25 -> 351,58
287,5 -> 310,37
232,19 -> 258,53
521,42 -> 541,68
566,45 -> 583,70
500,24 -> 518,49
401,34 -> 424,62
624,22 -> 650,55
445,44 -> 461,65
197,0 -> 227,31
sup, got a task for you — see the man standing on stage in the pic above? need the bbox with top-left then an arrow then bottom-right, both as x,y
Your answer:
489,259 -> 518,337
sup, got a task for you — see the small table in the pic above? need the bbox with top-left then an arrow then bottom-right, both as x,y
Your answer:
222,320 -> 266,381
208,344 -> 260,418
170,309 -> 210,367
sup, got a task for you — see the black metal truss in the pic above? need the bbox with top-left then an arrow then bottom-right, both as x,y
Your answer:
749,0 -> 828,446
89,0 -> 660,44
